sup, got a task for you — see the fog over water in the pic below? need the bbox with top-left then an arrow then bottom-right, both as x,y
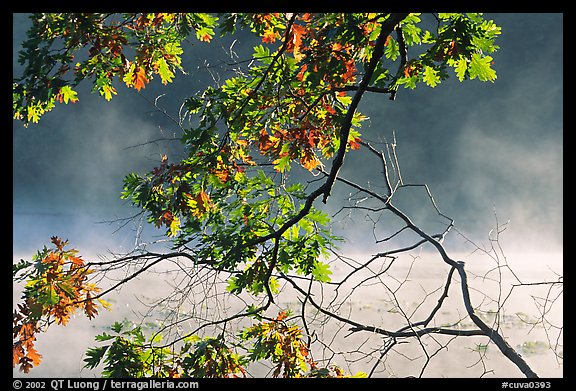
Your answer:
13,13 -> 562,378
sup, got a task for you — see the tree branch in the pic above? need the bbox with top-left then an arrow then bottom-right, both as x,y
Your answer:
322,13 -> 409,204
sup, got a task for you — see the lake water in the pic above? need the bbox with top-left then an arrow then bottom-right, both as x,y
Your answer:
13,248 -> 562,379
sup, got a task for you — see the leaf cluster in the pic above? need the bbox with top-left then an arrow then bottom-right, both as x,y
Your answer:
13,13 -> 217,126
84,312 -> 366,378
13,237 -> 109,373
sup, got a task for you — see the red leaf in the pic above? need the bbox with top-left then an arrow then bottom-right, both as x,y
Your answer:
348,137 -> 362,150
259,129 -> 273,152
84,293 -> 99,320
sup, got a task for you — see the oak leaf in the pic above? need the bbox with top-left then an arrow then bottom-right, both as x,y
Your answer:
133,67 -> 149,91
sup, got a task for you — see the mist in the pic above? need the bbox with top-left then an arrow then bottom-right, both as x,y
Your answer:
13,13 -> 563,255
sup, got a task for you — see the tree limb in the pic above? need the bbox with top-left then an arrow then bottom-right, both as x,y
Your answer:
322,13 -> 409,204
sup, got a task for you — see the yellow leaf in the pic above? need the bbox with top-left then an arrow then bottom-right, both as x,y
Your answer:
123,62 -> 135,87
101,85 -> 117,101
169,215 -> 180,237
97,298 -> 112,311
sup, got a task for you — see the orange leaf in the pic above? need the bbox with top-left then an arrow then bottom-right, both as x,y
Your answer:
296,64 -> 307,81
13,343 -> 25,366
69,256 -> 84,266
133,67 -> 149,91
290,24 -> 307,61
159,211 -> 174,226
447,39 -> 458,56
199,190 -> 211,206
262,30 -> 278,44
276,310 -> 288,321
19,323 -> 36,344
301,151 -> 320,171
53,305 -> 72,326
27,346 -> 42,367
403,66 -> 412,78
212,167 -> 230,183
342,59 -> 356,83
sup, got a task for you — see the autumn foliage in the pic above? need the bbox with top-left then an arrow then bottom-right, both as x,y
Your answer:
13,237 -> 109,373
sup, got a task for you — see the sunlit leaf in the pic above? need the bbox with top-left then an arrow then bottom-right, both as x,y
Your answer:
155,57 -> 175,84
133,67 -> 149,91
58,85 -> 79,104
468,54 -> 497,82
312,261 -> 332,283
100,84 -> 117,101
455,56 -> 468,81
423,65 -> 440,87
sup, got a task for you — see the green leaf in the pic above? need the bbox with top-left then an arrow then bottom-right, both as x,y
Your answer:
306,209 -> 331,226
273,155 -> 291,173
400,15 -> 422,45
59,85 -> 78,104
111,321 -> 124,333
455,56 -> 468,81
268,276 -> 280,294
27,104 -> 42,124
13,259 -> 32,278
399,75 -> 418,89
253,44 -> 271,61
150,333 -> 163,344
56,281 -> 75,298
42,285 -> 60,305
123,326 -> 146,344
164,41 -> 184,57
384,37 -> 399,60
226,277 -> 241,294
95,332 -> 116,342
423,65 -> 440,87
312,261 -> 332,283
335,93 -> 352,106
155,57 -> 175,85
84,346 -> 109,369
468,54 -> 497,82
438,13 -> 461,20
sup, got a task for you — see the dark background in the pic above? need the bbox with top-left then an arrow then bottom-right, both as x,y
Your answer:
13,13 -> 563,258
